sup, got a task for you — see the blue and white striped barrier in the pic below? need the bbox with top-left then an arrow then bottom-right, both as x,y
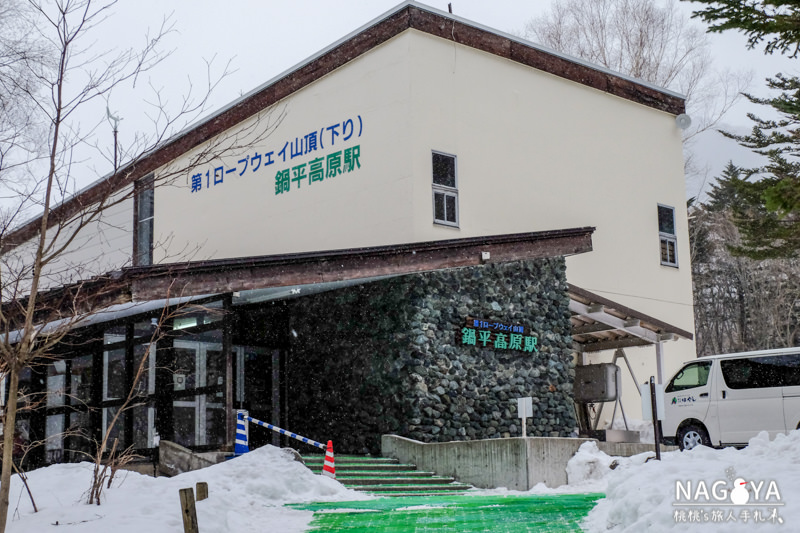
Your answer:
235,410 -> 250,456
239,413 -> 326,450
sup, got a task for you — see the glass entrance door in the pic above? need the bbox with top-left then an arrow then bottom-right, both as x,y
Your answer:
173,340 -> 225,447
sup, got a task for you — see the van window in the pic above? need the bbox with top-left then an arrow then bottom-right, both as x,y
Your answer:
721,353 -> 800,389
665,361 -> 712,392
782,354 -> 800,386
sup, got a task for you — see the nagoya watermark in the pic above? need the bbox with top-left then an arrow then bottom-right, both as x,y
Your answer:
673,467 -> 785,525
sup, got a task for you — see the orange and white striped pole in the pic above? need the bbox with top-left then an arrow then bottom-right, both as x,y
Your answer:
322,440 -> 336,479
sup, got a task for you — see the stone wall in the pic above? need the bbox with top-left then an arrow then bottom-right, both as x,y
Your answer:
286,258 -> 577,454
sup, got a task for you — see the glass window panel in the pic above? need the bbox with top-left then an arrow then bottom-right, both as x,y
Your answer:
666,362 -> 712,392
773,354 -> 800,386
13,419 -> 31,461
47,364 -> 66,408
721,359 -> 753,389
17,368 -> 33,408
205,395 -> 226,448
135,181 -> 154,267
46,414 -> 64,464
68,411 -> 92,462
173,337 -> 224,390
133,319 -> 159,339
432,153 -> 456,188
102,407 -> 128,449
134,344 -> 156,396
104,348 -> 126,401
136,218 -> 153,266
660,237 -> 677,266
172,404 -> 196,448
173,301 -> 224,330
70,355 -> 93,405
104,325 -> 126,345
133,404 -> 156,449
206,349 -> 224,389
658,205 -> 675,235
137,187 -> 154,222
434,192 -> 445,221
173,394 -> 225,447
445,194 -> 457,223
174,347 -> 196,390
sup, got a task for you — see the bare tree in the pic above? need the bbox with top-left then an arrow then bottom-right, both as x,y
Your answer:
0,0 -> 50,197
0,1 -> 281,529
523,0 -> 750,187
691,202 -> 800,355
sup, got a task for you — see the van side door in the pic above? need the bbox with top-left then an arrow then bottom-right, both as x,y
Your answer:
779,354 -> 800,433
717,356 -> 786,445
663,360 -> 713,441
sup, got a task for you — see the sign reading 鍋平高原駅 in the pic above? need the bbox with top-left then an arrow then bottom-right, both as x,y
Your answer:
187,115 -> 364,196
461,317 -> 538,352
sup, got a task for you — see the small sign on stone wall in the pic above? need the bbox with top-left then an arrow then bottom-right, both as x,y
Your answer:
461,317 -> 538,352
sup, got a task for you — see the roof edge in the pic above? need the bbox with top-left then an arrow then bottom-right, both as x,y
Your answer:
2,2 -> 684,253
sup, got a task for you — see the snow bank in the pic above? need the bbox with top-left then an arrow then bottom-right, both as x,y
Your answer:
610,418 -> 654,444
584,431 -> 800,532
5,445 -> 368,533
565,441 -> 653,490
471,441 -> 654,496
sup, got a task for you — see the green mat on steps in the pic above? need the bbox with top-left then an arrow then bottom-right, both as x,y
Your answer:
288,493 -> 604,532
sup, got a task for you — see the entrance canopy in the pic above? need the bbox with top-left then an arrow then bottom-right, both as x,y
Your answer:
568,283 -> 693,353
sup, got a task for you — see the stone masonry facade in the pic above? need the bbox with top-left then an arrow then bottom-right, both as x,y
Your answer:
287,258 -> 578,454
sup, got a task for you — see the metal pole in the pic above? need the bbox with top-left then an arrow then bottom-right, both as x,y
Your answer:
649,376 -> 661,461
655,343 -> 664,384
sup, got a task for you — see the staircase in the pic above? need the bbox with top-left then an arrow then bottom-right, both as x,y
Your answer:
302,454 -> 472,497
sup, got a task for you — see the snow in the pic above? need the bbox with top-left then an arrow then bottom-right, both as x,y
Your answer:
471,431 -> 800,532
4,445 -> 369,533
609,418 -> 655,444
578,431 -> 800,532
4,433 -> 800,532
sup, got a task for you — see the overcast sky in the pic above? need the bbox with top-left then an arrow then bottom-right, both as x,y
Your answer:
69,0 -> 800,200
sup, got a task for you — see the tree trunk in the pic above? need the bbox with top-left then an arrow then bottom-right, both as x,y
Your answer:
0,367 -> 20,533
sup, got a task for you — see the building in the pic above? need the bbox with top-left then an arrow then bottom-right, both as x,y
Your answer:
2,2 -> 694,465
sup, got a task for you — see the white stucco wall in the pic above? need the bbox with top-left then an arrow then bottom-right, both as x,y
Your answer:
152,29 -> 695,420
400,32 -> 695,421
153,32 -> 417,262
3,191 -> 134,296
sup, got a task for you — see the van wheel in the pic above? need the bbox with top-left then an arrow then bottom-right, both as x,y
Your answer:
677,424 -> 710,451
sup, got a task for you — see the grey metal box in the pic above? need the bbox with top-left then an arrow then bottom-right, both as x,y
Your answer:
574,363 -> 618,402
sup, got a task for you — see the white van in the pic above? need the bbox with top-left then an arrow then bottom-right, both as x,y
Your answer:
662,347 -> 800,450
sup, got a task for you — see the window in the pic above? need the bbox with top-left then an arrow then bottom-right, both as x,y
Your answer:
432,152 -> 458,227
658,204 -> 677,267
134,175 -> 154,266
665,361 -> 711,392
721,353 -> 800,389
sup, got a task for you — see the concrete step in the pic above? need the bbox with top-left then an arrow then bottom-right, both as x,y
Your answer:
306,460 -> 416,472
348,483 -> 471,492
303,455 -> 398,463
300,453 -> 472,497
325,469 -> 435,476
305,463 -> 418,471
334,476 -> 459,485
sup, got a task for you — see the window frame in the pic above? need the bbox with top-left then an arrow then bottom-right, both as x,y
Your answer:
657,204 -> 678,268
133,174 -> 155,266
665,361 -> 712,393
431,151 -> 459,228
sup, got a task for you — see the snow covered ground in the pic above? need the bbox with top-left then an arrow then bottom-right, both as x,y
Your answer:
471,430 -> 800,532
3,446 -> 369,533
2,431 -> 799,532
566,430 -> 800,532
